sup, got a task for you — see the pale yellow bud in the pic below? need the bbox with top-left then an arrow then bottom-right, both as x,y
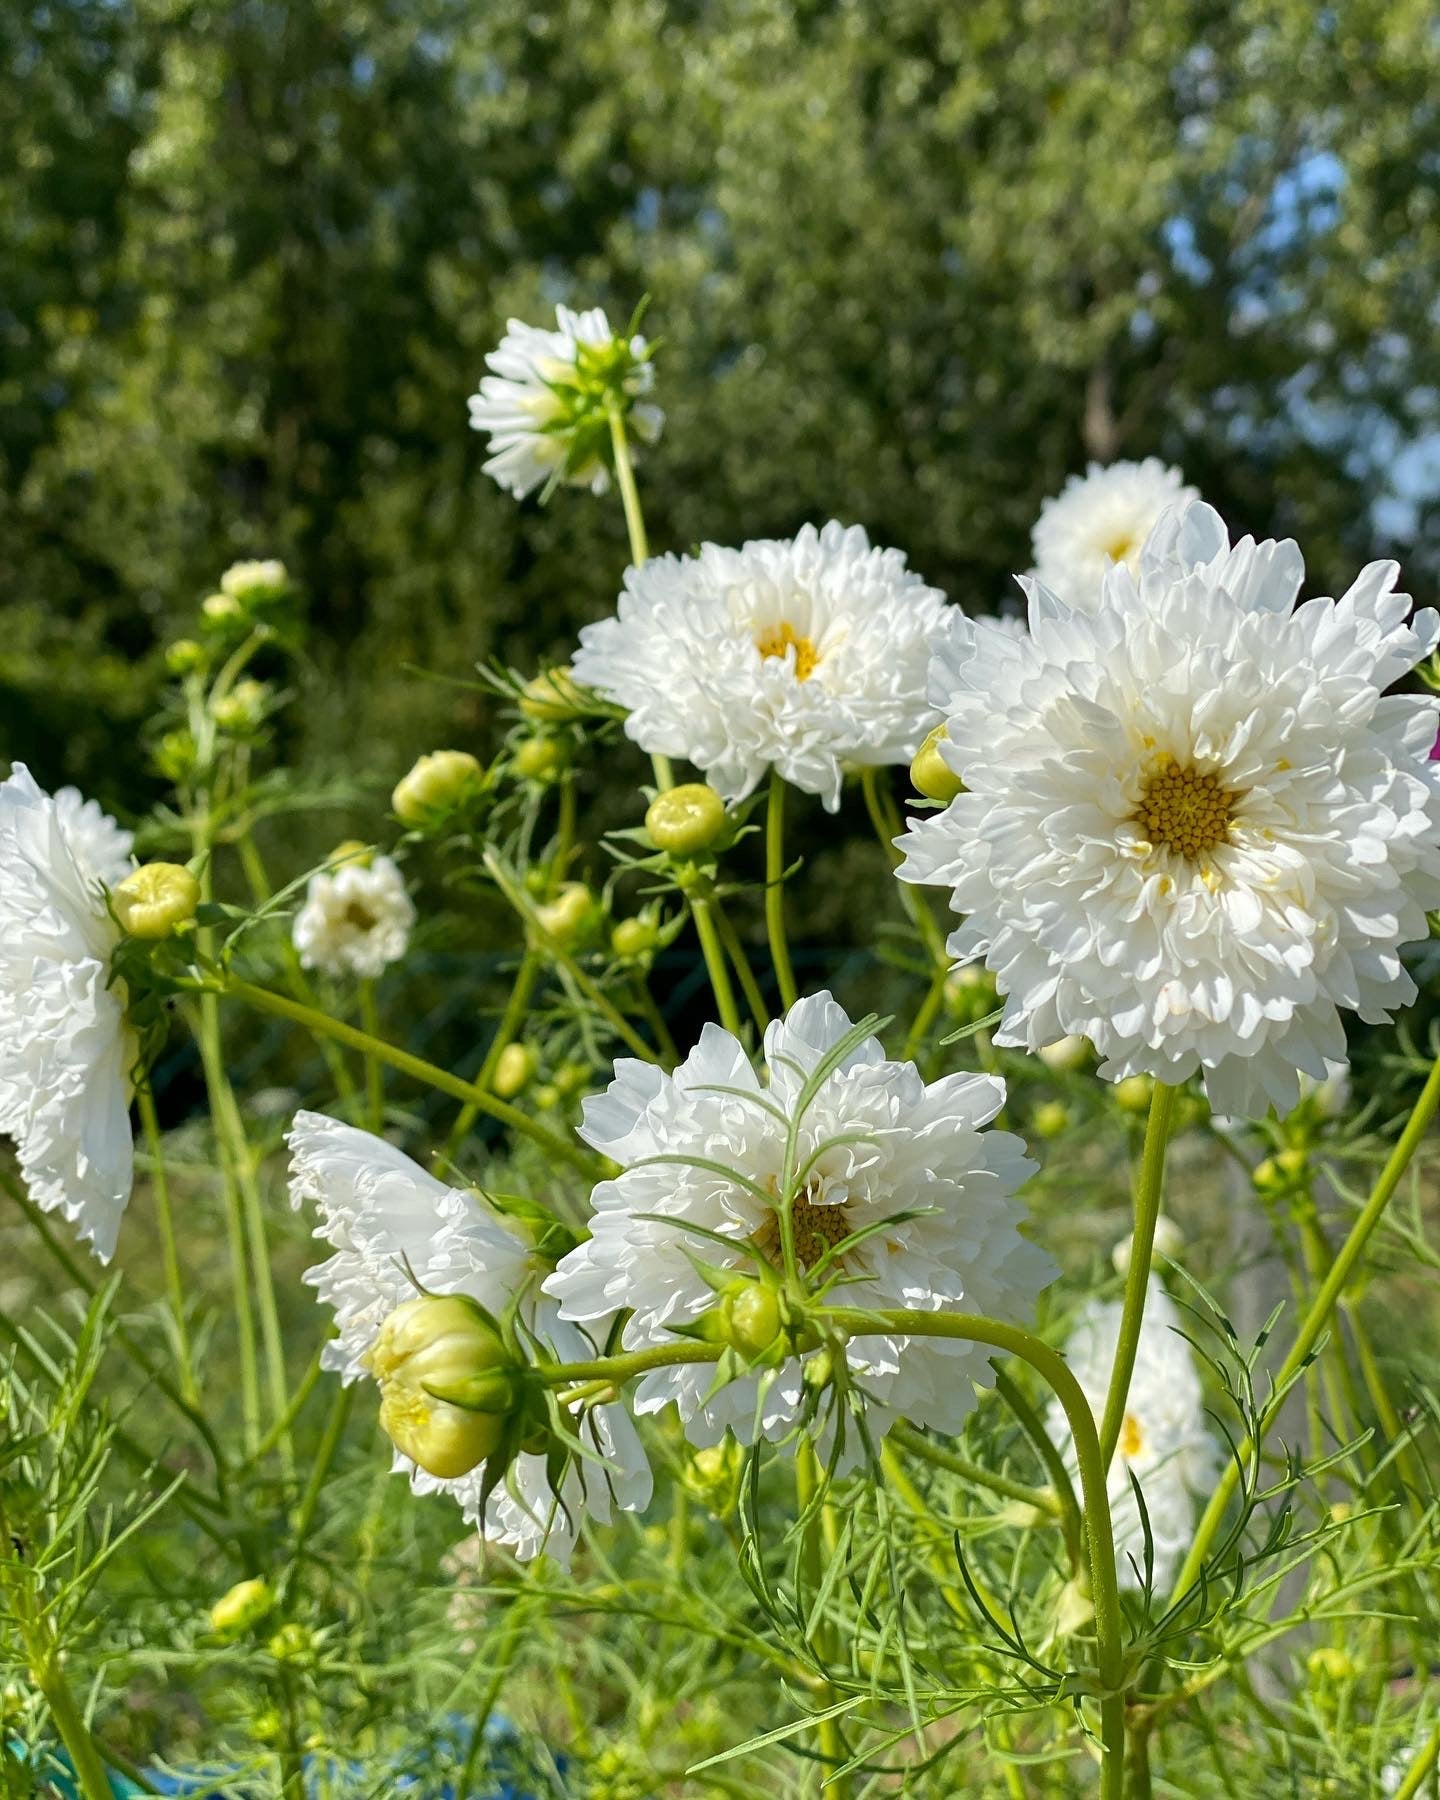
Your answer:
112,863 -> 201,939
1113,1074 -> 1155,1114
513,735 -> 567,783
644,783 -> 727,855
533,881 -> 600,947
378,1380 -> 505,1481
209,1576 -> 273,1635
519,665 -> 586,722
910,723 -> 965,804
1037,1034 -> 1088,1073
1113,1214 -> 1184,1276
492,1042 -> 536,1099
367,1294 -> 513,1481
392,750 -> 483,827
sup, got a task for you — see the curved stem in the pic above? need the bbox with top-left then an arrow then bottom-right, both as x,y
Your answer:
992,1364 -> 1083,1560
889,1420 -> 1060,1516
1098,1080 -> 1179,1469
691,893 -> 743,1037
220,977 -> 605,1181
713,899 -> 772,1031
137,1084 -> 197,1404
765,771 -> 799,1010
1168,1048 -> 1440,1609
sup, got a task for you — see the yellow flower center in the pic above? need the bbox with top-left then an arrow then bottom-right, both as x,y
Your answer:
343,899 -> 379,932
1119,1411 -> 1145,1460
752,1189 -> 851,1271
1103,532 -> 1138,565
755,621 -> 819,681
1134,759 -> 1237,860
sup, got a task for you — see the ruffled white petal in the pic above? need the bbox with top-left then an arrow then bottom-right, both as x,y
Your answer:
1032,459 -> 1200,610
292,855 -> 415,980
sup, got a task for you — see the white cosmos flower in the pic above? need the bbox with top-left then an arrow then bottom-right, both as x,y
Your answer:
572,523 -> 969,811
1047,1281 -> 1215,1591
292,854 -> 415,980
898,502 -> 1440,1118
467,305 -> 662,500
0,764 -> 135,1261
544,993 -> 1053,1461
1031,458 -> 1199,610
287,1112 -> 651,1564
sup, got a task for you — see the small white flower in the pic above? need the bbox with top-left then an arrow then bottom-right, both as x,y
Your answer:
899,502 -> 1440,1117
1047,1282 -> 1215,1591
467,305 -> 662,500
287,1112 -> 651,1564
292,854 -> 415,980
572,523 -> 969,811
1031,458 -> 1198,610
545,993 -> 1053,1461
0,764 -> 135,1261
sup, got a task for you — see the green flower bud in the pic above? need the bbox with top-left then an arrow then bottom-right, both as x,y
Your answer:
611,914 -> 661,960
533,881 -> 601,948
644,783 -> 727,856
1113,1074 -> 1154,1114
392,749 -> 484,828
1037,1034 -> 1089,1074
367,1294 -> 512,1481
1307,1646 -> 1356,1682
152,728 -> 197,781
942,963 -> 998,1024
1252,1147 -> 1308,1196
532,1083 -> 562,1112
209,1576 -> 273,1635
220,558 -> 290,607
519,666 -> 586,723
201,592 -> 245,629
164,638 -> 206,676
266,1622 -> 315,1666
492,1042 -> 536,1100
910,723 -> 965,803
1113,1214 -> 1183,1276
112,862 -> 202,939
553,1060 -> 591,1100
724,1283 -> 782,1359
513,735 -> 568,784
211,678 -> 268,733
1032,1100 -> 1069,1140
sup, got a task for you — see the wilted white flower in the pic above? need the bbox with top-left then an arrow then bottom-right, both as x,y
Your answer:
287,1112 -> 652,1564
292,853 -> 415,980
572,523 -> 969,810
0,764 -> 135,1260
1031,458 -> 1198,610
545,993 -> 1052,1460
1047,1282 -> 1214,1590
467,305 -> 661,499
899,503 -> 1440,1117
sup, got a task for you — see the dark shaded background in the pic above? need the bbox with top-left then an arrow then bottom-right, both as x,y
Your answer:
3,0 -> 1438,821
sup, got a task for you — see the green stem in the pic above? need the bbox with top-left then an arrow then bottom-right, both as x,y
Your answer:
284,1383 -> 355,1597
220,978 -> 605,1182
1392,1726 -> 1440,1800
890,1420 -> 1061,1516
860,767 -> 949,972
1098,1080 -> 1179,1469
607,399 -> 649,565
446,958 -> 541,1158
37,1667 -> 114,1800
713,899 -> 772,1031
358,980 -> 386,1132
690,892 -> 743,1037
795,1440 -> 851,1799
901,970 -> 947,1064
1168,1048 -> 1440,1609
765,771 -> 799,1011
991,1365 -> 1084,1565
137,1084 -> 197,1404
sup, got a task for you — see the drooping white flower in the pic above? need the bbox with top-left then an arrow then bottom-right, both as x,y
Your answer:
292,853 -> 415,980
466,305 -> 662,500
286,1112 -> 651,1564
545,993 -> 1053,1460
1031,458 -> 1199,610
898,502 -> 1440,1117
1047,1281 -> 1215,1591
0,764 -> 135,1261
572,524 -> 969,811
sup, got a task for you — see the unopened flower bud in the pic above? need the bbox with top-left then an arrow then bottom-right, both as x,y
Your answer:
378,1381 -> 505,1480
220,558 -> 290,606
1307,1646 -> 1356,1682
910,724 -> 965,804
113,863 -> 201,939
802,1347 -> 834,1392
367,1294 -> 508,1397
201,592 -> 245,628
1252,1147 -> 1308,1196
209,1576 -> 273,1635
1032,1100 -> 1069,1140
943,963 -> 998,1024
533,881 -> 601,948
1113,1074 -> 1154,1114
367,1294 -> 515,1481
211,678 -> 268,733
723,1283 -> 782,1359
392,749 -> 484,828
152,728 -> 197,781
611,914 -> 661,960
492,1042 -> 536,1099
645,783 -> 727,856
532,1082 -> 561,1111
165,638 -> 206,676
266,1622 -> 315,1666
519,666 -> 586,723
513,735 -> 567,783
553,1060 -> 591,1100
1037,1034 -> 1088,1074
1113,1214 -> 1184,1276
330,839 -> 373,869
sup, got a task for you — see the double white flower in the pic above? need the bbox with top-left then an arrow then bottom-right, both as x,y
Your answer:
287,1112 -> 651,1564
0,765 -> 136,1260
1031,458 -> 1198,610
900,502 -> 1440,1117
292,852 -> 415,980
545,994 -> 1053,1460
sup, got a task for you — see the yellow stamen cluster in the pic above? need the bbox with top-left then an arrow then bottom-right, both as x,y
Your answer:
1104,533 -> 1138,565
755,621 -> 819,681
752,1189 -> 851,1271
343,899 -> 379,932
1134,760 -> 1237,860
1119,1411 -> 1146,1460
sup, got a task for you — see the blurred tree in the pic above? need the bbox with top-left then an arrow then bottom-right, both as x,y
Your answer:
3,0 -> 1437,811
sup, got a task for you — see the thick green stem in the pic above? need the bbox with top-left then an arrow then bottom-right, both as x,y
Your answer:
1392,1726 -> 1440,1800
285,1382 -> 355,1594
137,1084 -> 197,1404
795,1440 -> 852,1798
713,899 -> 772,1031
1168,1049 -> 1440,1609
1099,1080 -> 1179,1469
691,892 -> 743,1037
607,399 -> 648,566
38,1667 -> 114,1800
765,772 -> 799,1010
358,980 -> 386,1133
220,978 -> 605,1181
